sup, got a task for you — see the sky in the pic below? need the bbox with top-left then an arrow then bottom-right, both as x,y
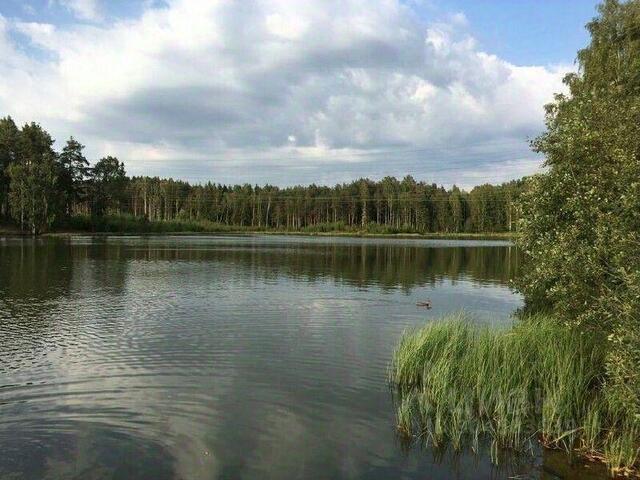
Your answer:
0,0 -> 599,188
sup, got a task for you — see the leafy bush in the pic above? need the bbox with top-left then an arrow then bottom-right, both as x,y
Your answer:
516,0 -> 640,420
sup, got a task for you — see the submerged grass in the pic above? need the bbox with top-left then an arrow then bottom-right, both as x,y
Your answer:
390,313 -> 640,476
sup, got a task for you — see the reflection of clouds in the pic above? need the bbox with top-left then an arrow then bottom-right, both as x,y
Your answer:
0,237 -> 525,479
243,408 -> 308,477
165,416 -> 220,480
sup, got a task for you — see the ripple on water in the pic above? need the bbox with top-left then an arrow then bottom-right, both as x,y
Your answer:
0,235 -> 556,480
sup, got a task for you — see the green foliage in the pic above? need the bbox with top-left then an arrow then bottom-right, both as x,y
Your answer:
0,116 -> 19,218
65,214 -> 252,234
0,119 -> 134,233
90,156 -> 127,216
390,315 -> 639,475
516,0 -> 640,419
57,136 -> 89,215
0,116 -> 524,235
7,123 -> 58,233
115,175 -> 522,234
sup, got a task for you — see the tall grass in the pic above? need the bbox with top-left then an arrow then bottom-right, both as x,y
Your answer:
390,314 -> 639,476
63,214 -> 260,234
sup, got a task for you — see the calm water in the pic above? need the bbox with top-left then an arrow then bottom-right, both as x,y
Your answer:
0,235 -> 605,479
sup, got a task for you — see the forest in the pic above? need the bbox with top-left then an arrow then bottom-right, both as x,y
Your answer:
0,116 -> 524,235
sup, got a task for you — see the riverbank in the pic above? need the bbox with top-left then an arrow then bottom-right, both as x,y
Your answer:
2,216 -> 514,240
0,224 -> 24,235
390,314 -> 639,478
45,230 -> 514,240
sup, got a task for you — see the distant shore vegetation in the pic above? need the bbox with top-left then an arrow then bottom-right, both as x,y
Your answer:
50,214 -> 513,238
0,120 -> 524,235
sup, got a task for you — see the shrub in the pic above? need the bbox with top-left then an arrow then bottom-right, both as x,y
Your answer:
516,0 -> 640,421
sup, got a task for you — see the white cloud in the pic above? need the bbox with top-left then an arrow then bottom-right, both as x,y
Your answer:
56,0 -> 102,22
0,0 -> 570,186
265,13 -> 309,40
15,21 -> 56,40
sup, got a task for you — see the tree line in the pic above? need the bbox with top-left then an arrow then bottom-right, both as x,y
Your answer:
0,116 -> 526,234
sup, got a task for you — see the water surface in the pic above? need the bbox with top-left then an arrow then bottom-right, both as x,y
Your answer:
0,235 -> 603,479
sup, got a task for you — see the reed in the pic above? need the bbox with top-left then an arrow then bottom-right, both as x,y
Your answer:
390,314 -> 639,475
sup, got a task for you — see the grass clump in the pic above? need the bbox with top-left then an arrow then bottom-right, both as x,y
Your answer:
390,314 -> 639,476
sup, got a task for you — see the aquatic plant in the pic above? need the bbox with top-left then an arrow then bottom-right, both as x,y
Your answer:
390,314 -> 639,476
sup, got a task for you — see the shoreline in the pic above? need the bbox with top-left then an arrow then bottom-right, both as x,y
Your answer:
1,225 -> 514,241
0,225 -> 517,241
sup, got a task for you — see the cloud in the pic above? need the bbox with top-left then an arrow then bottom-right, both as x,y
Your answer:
56,0 -> 102,21
0,0 -> 570,186
22,3 -> 37,16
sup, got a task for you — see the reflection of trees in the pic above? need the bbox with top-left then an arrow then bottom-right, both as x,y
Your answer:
0,238 -> 76,364
0,238 -> 74,302
0,238 -> 129,300
0,239 -> 519,307
0,239 -> 519,359
0,238 -> 131,371
118,242 -> 520,291
81,240 -> 130,294
0,239 -> 131,307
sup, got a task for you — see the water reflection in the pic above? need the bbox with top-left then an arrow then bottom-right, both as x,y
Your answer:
0,235 -> 595,479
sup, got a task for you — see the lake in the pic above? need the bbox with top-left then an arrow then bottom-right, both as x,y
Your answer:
0,235 -> 605,479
